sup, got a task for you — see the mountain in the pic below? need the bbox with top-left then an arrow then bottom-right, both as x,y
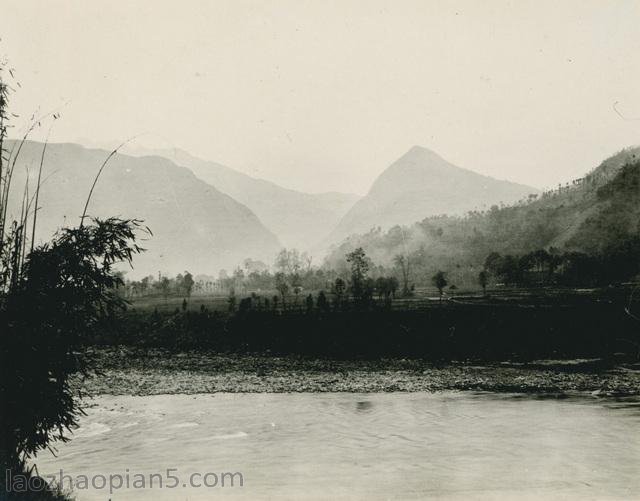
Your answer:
326,146 -> 538,245
323,146 -> 640,285
5,141 -> 281,277
121,147 -> 360,250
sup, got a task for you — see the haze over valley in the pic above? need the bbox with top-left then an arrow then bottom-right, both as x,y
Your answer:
120,146 -> 360,250
7,141 -> 281,277
4,4 -> 640,501
7,138 -> 550,277
9,137 -> 640,280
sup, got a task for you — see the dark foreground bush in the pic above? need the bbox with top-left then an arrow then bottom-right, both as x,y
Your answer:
0,218 -> 144,496
94,298 -> 639,361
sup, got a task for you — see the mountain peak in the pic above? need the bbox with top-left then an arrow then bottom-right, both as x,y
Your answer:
390,146 -> 458,177
402,145 -> 444,160
373,146 -> 468,194
327,147 -> 538,244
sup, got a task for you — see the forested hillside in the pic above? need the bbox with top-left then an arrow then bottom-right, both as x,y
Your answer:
324,147 -> 640,287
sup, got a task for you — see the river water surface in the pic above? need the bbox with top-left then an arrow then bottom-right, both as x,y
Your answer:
34,392 -> 640,500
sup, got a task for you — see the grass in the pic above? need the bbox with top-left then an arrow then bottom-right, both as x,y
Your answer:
128,293 -> 231,312
126,284 -> 639,313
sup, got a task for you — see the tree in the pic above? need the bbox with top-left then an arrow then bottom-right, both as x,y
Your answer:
393,254 -> 412,296
388,276 -> 399,298
500,255 -> 522,286
346,247 -> 370,301
484,252 -> 503,276
333,278 -> 346,309
361,277 -> 375,303
158,276 -> 171,301
375,276 -> 388,300
478,270 -> 488,295
238,296 -> 252,313
484,252 -> 522,285
274,272 -> 289,307
233,267 -> 245,292
375,276 -> 398,304
243,258 -> 268,274
517,249 -> 554,285
182,271 -> 194,297
1,218 -> 146,474
302,252 -> 313,272
0,63 -> 152,487
316,290 -> 329,312
140,275 -> 152,294
274,248 -> 302,276
432,271 -> 447,300
227,288 -> 237,312
291,272 -> 302,304
305,293 -> 314,313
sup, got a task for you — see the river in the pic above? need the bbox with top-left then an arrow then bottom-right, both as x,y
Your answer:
33,392 -> 640,500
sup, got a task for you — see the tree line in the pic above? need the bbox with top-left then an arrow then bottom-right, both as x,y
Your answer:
481,244 -> 640,288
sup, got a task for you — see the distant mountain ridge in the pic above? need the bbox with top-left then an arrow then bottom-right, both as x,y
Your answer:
327,146 -> 538,244
6,141 -> 281,277
120,146 -> 360,250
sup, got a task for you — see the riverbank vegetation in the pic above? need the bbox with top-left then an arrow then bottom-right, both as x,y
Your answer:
0,64 -> 146,499
93,288 -> 640,361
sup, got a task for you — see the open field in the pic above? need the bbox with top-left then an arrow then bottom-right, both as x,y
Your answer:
128,293 -> 234,313
127,284 -> 640,313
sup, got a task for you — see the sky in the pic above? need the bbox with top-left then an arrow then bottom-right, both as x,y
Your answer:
2,0 -> 640,195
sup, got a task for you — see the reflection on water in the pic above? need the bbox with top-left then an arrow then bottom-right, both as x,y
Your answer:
34,392 -> 640,500
355,400 -> 373,412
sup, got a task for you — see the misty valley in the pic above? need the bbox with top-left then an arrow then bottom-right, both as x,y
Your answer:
2,3 -> 640,500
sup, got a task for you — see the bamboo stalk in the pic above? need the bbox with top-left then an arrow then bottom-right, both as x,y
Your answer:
30,121 -> 55,253
80,135 -> 138,227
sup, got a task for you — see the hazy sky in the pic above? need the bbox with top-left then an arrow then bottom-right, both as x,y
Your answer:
2,0 -> 640,195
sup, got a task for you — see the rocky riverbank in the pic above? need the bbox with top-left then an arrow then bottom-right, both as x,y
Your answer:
73,347 -> 640,396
